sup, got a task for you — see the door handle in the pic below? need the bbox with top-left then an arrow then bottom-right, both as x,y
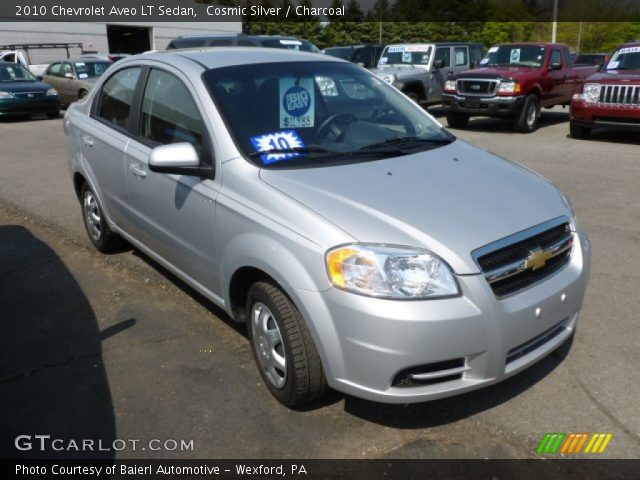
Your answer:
129,163 -> 147,178
81,136 -> 94,147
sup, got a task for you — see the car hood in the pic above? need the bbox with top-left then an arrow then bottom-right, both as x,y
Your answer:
0,81 -> 52,93
586,69 -> 640,83
372,64 -> 427,77
259,140 -> 569,274
455,65 -> 541,80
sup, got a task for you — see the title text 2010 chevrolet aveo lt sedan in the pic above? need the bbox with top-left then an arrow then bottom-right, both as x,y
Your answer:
64,49 -> 591,406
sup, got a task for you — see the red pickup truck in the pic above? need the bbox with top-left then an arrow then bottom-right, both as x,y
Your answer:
570,42 -> 640,138
442,43 -> 599,132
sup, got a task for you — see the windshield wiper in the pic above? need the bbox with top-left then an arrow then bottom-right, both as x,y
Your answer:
247,146 -> 335,158
359,136 -> 453,151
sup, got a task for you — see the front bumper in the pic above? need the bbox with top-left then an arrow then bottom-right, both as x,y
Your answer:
442,93 -> 526,117
571,99 -> 640,131
0,97 -> 60,117
295,228 -> 591,404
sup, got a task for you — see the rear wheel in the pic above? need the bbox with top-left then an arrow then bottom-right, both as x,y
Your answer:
570,122 -> 591,139
80,183 -> 124,252
79,90 -> 88,100
46,111 -> 60,119
446,112 -> 470,128
514,94 -> 540,133
404,90 -> 421,104
246,281 -> 327,406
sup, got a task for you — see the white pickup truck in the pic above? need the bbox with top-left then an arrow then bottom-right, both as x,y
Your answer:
0,50 -> 49,76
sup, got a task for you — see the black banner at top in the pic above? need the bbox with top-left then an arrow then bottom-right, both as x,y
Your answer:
1,0 -> 640,22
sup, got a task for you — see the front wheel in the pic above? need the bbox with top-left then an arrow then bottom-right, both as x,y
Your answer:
570,122 -> 591,139
446,112 -> 470,128
46,110 -> 60,119
514,94 -> 540,133
246,281 -> 327,406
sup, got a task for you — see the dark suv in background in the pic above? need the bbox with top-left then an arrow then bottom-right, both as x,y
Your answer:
323,44 -> 386,69
167,34 -> 321,52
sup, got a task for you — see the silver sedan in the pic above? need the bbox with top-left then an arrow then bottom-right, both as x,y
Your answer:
64,48 -> 591,406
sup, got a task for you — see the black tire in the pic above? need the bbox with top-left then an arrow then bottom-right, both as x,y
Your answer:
246,281 -> 327,406
79,183 -> 124,252
514,94 -> 540,133
446,112 -> 470,129
79,90 -> 88,99
570,122 -> 591,139
404,90 -> 421,103
46,111 -> 60,119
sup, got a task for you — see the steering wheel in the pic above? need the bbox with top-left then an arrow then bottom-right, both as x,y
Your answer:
315,113 -> 358,143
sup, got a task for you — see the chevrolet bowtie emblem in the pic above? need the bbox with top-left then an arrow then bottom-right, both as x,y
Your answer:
525,247 -> 553,271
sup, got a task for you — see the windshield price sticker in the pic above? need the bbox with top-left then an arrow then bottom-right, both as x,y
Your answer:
280,78 -> 315,129
606,61 -> 619,69
250,130 -> 305,165
402,52 -> 412,63
510,48 -> 521,63
619,46 -> 640,54
379,57 -> 388,64
488,46 -> 499,53
480,58 -> 489,65
78,73 -> 88,79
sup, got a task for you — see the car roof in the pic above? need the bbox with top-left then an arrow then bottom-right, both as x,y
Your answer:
173,34 -> 299,41
126,47 -> 340,70
619,41 -> 640,49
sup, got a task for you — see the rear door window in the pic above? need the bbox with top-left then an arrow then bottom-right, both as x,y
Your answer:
96,67 -> 142,131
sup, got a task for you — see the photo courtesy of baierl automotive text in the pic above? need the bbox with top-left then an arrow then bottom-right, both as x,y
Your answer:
1,0 -> 639,478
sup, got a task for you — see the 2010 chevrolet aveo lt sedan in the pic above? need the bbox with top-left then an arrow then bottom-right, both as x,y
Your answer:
64,48 -> 591,406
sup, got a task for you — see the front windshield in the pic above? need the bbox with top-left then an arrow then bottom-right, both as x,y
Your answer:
378,45 -> 432,66
480,46 -> 547,67
606,46 -> 640,70
203,61 -> 452,168
0,63 -> 37,82
74,61 -> 111,78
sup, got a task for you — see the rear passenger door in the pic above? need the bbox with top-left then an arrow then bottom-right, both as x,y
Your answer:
124,67 -> 220,292
82,66 -> 142,228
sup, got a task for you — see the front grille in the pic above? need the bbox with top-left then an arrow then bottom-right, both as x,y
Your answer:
597,84 -> 640,106
457,79 -> 498,96
506,319 -> 567,364
13,91 -> 45,99
473,218 -> 573,298
392,358 -> 466,388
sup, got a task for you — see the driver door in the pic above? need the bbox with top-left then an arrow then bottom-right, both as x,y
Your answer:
124,67 -> 221,293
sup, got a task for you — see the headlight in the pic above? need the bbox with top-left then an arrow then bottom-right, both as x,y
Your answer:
0,91 -> 15,99
46,88 -> 58,96
445,80 -> 457,92
498,81 -> 521,94
380,73 -> 396,84
583,83 -> 600,103
326,244 -> 459,299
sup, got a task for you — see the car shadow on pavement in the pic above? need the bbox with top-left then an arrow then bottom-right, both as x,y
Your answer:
565,130 -> 640,146
342,336 -> 573,428
0,225 -> 116,459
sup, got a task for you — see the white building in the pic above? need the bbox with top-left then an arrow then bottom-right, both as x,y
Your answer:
0,21 -> 242,63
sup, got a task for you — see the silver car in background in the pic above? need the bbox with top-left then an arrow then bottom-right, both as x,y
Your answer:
64,48 -> 591,406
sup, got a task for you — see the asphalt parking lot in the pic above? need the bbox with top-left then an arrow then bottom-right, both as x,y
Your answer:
1,107 -> 639,460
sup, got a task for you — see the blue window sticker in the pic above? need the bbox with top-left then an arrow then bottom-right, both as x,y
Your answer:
250,130 -> 306,165
279,78 -> 315,128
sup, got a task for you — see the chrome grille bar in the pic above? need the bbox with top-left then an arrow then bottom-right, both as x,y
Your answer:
597,84 -> 640,105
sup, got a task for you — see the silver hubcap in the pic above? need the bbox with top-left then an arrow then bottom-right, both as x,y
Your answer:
251,302 -> 286,389
83,191 -> 101,241
527,103 -> 537,127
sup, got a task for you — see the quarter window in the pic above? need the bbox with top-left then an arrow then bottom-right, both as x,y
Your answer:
140,69 -> 205,153
47,63 -> 62,76
97,67 -> 141,130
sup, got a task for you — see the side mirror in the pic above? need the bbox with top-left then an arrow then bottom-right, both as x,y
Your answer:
550,62 -> 563,71
64,72 -> 75,79
433,59 -> 445,69
149,143 -> 210,177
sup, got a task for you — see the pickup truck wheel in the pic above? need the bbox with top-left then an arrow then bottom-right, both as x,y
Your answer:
570,122 -> 591,139
446,112 -> 470,128
514,94 -> 540,133
246,281 -> 327,406
405,91 -> 420,103
80,183 -> 124,252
